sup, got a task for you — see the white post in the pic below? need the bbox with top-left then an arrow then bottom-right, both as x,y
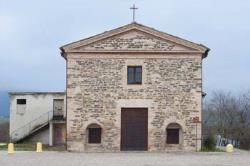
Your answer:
49,122 -> 53,146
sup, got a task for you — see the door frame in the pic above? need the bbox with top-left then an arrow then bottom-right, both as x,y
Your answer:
120,107 -> 148,151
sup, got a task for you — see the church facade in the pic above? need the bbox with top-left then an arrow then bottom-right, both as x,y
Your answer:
60,22 -> 209,152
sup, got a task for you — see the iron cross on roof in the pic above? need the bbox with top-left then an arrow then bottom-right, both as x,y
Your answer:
130,4 -> 138,22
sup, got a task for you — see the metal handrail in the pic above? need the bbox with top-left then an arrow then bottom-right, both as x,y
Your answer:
10,110 -> 53,142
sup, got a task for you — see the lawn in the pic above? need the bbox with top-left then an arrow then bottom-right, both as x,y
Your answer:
200,147 -> 225,152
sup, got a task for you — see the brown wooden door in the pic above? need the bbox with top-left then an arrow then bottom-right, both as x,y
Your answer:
121,108 -> 148,151
53,124 -> 66,145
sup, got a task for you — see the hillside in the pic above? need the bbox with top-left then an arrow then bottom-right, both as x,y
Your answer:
0,91 -> 9,117
0,116 -> 9,142
0,116 -> 9,124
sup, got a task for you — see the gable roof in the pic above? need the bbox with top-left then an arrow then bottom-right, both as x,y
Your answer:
60,22 -> 209,58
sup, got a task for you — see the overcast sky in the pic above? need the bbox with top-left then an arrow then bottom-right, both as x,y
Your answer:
1,0 -> 250,95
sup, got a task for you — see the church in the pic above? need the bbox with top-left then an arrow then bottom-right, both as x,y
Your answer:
60,22 -> 209,152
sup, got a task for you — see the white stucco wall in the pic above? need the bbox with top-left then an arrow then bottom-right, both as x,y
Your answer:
25,127 -> 50,144
9,92 -> 66,141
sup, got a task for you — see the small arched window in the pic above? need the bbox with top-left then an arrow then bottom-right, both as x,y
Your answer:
87,124 -> 102,144
166,123 -> 181,144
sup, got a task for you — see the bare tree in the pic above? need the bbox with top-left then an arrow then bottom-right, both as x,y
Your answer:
203,90 -> 250,149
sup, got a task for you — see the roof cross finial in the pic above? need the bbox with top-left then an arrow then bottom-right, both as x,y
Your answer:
130,4 -> 138,22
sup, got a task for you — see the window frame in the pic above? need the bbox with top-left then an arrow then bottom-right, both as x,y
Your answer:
166,128 -> 180,144
127,66 -> 142,85
88,127 -> 102,144
17,99 -> 26,105
53,99 -> 64,118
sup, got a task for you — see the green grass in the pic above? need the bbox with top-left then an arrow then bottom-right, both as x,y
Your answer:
201,147 -> 225,152
0,143 -> 66,151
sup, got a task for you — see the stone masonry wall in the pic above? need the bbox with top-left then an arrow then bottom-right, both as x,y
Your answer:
66,54 -> 202,152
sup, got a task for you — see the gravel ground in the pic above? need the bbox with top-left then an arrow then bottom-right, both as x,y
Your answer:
0,151 -> 250,166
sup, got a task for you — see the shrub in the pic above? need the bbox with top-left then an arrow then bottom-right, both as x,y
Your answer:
203,135 -> 216,151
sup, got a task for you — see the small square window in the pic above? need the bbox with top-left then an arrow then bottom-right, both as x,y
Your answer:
17,99 -> 26,105
127,66 -> 142,84
88,128 -> 101,144
167,129 -> 179,144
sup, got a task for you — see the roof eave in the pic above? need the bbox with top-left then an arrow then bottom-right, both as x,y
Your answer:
60,22 -> 210,59
60,47 -> 67,60
202,47 -> 210,59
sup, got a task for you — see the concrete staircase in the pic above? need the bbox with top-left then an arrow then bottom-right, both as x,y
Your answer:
10,111 -> 53,142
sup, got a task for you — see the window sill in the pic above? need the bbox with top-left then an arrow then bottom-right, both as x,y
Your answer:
166,143 -> 182,147
124,83 -> 145,90
127,83 -> 142,85
166,143 -> 180,145
87,142 -> 102,145
87,143 -> 102,146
